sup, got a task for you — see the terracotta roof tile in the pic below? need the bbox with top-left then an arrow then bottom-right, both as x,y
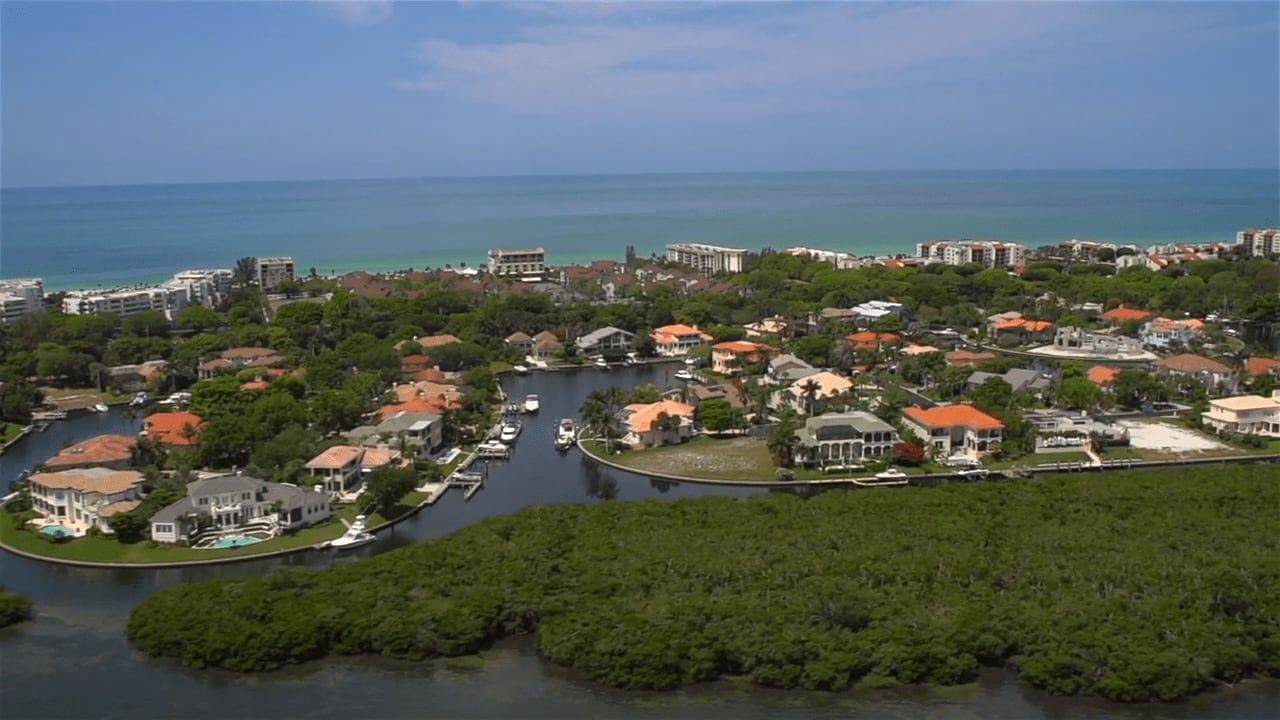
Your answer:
143,411 -> 205,446
902,404 -> 1005,430
42,434 -> 137,470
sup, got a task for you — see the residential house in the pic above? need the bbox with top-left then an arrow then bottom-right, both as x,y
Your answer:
1245,357 -> 1280,377
711,341 -> 774,375
945,350 -> 998,368
413,334 -> 463,351
743,316 -> 789,338
304,445 -> 365,495
29,467 -> 145,536
669,383 -> 746,411
651,324 -> 713,356
850,301 -> 908,327
1140,317 -> 1205,349
1087,366 -> 1121,385
198,347 -> 283,379
1050,327 -> 1148,357
901,404 -> 1006,460
991,317 -> 1054,344
785,371 -> 854,413
901,343 -> 942,356
618,400 -> 696,448
576,326 -> 636,355
767,354 -> 820,384
103,360 -> 169,392
240,378 -> 270,391
400,354 -> 432,374
345,411 -> 444,456
149,473 -> 331,544
41,434 -> 136,472
794,411 -> 902,468
1201,392 -> 1280,437
1099,306 -> 1154,326
845,331 -> 902,352
531,330 -> 562,361
967,368 -> 1053,395
504,331 -> 534,355
142,411 -> 205,447
1156,354 -> 1235,391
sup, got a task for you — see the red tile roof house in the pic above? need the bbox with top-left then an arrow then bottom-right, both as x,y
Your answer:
1087,366 -> 1121,385
304,445 -> 408,496
1155,354 -> 1237,391
1244,357 -> 1280,377
946,350 -> 998,368
1099,306 -> 1154,325
619,400 -> 697,449
41,434 -> 137,471
142,411 -> 205,447
845,331 -> 902,351
711,341 -> 775,375
901,404 -> 1006,461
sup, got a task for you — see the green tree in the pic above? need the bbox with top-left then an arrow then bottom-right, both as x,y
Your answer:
364,466 -> 417,513
122,309 -> 171,338
1056,376 -> 1102,409
108,512 -> 151,544
695,398 -> 741,434
175,305 -> 221,333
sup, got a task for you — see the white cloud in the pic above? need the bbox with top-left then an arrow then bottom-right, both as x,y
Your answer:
398,2 -> 1272,117
325,1 -> 394,27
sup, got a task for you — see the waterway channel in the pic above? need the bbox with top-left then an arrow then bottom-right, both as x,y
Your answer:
1,365 -> 1278,719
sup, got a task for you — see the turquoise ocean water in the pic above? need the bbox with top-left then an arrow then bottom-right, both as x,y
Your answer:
1,170 -> 1276,291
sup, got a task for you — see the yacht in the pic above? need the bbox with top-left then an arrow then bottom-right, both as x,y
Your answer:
554,418 -> 577,451
499,421 -> 522,444
683,356 -> 699,367
512,364 -> 530,375
523,394 -> 540,414
130,391 -> 149,407
673,368 -> 695,382
325,515 -> 375,551
91,403 -> 109,413
593,357 -> 609,370
874,468 -> 908,480
475,440 -> 511,459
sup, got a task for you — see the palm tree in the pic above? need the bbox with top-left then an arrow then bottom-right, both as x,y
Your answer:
798,378 -> 822,417
766,415 -> 803,468
580,386 -> 627,451
652,411 -> 682,447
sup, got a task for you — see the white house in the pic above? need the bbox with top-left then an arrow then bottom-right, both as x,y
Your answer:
149,473 -> 330,544
901,404 -> 1006,460
305,445 -> 405,496
28,468 -> 145,536
794,411 -> 901,468
344,411 -> 444,457
1140,317 -> 1205,349
1201,392 -> 1280,437
651,324 -> 713,356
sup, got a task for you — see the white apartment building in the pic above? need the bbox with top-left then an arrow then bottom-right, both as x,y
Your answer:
256,256 -> 295,291
1237,229 -> 1279,257
62,285 -> 191,320
0,278 -> 45,324
917,240 -> 1027,269
1201,392 -> 1280,437
783,246 -> 860,269
487,247 -> 547,278
665,242 -> 749,274
168,269 -> 232,304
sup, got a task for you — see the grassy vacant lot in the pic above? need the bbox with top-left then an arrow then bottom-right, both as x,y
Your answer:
599,436 -> 778,481
1,422 -> 23,444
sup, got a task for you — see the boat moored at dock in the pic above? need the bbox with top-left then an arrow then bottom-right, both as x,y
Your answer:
322,515 -> 375,551
554,418 -> 576,451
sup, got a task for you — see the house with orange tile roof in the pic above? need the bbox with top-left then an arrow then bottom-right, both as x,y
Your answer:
1099,306 -> 1154,325
1244,357 -> 1280,377
240,379 -> 270,391
41,434 -> 136,471
785,371 -> 854,413
743,316 -> 789,338
651,324 -> 714,356
1087,366 -> 1121,385
619,400 -> 696,448
711,341 -> 775,374
901,404 -> 1006,460
142,411 -> 205,447
945,350 -> 997,368
1140,317 -> 1204,349
415,334 -> 462,349
28,467 -> 145,536
400,354 -> 432,374
845,331 -> 902,351
991,317 -> 1054,344
304,445 -> 366,495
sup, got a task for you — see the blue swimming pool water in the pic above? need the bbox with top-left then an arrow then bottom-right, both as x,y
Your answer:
39,525 -> 74,537
209,536 -> 262,549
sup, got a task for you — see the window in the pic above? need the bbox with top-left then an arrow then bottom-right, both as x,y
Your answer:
155,523 -> 173,534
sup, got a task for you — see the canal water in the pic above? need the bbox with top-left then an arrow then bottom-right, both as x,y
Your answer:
1,365 -> 1278,719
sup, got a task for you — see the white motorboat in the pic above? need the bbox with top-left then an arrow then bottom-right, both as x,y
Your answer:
683,356 -> 698,366
325,515 -> 375,550
554,418 -> 576,450
91,403 -> 109,413
523,394 -> 540,414
499,421 -> 521,444
594,357 -> 609,369
476,440 -> 511,458
673,368 -> 695,381
512,364 -> 530,375
874,468 -> 908,480
130,392 -> 149,407
957,467 -> 990,478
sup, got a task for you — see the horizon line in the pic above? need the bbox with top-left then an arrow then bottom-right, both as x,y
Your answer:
4,167 -> 1278,193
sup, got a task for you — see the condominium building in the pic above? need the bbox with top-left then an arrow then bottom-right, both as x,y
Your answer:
916,240 -> 1027,268
783,246 -> 859,269
665,242 -> 749,274
168,269 -> 233,304
0,278 -> 45,324
62,285 -> 191,319
255,256 -> 295,291
486,247 -> 547,278
1237,228 -> 1280,257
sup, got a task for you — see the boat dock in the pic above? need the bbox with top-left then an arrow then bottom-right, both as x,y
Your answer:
449,471 -> 484,500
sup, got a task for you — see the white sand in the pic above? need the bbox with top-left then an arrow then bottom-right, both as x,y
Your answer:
1119,420 -> 1228,452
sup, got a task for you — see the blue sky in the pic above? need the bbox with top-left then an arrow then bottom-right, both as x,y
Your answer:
2,1 -> 1277,187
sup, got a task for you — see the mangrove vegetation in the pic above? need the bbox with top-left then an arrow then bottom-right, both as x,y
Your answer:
128,466 -> 1280,702
0,587 -> 34,628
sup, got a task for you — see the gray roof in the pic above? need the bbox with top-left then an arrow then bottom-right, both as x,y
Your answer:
575,326 -> 635,349
263,483 -> 325,511
149,496 -> 195,524
187,474 -> 267,498
796,411 -> 897,446
371,411 -> 441,434
769,354 -> 820,383
967,368 -> 1052,393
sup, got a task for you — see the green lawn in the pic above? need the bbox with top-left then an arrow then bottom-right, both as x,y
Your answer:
0,422 -> 23,444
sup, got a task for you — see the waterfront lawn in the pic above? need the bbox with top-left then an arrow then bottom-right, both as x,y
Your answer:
0,422 -> 22,444
592,436 -> 778,481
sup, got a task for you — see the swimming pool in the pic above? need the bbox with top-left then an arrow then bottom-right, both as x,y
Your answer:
209,536 -> 263,549
40,525 -> 74,538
